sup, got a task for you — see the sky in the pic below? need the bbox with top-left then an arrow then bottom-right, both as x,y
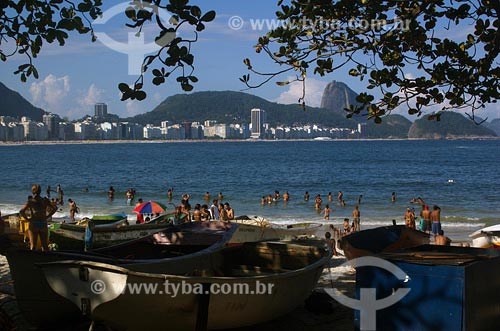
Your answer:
1,0 -> 499,121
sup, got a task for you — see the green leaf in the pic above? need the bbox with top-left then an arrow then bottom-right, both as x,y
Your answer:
190,6 -> 201,18
32,66 -> 39,79
183,54 -> 194,65
135,90 -> 147,101
196,23 -> 205,32
77,2 -> 92,12
200,11 -> 216,22
182,83 -> 194,92
118,83 -> 130,92
152,76 -> 165,85
125,7 -> 137,20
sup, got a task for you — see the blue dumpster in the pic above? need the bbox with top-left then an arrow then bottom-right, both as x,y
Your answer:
355,245 -> 500,331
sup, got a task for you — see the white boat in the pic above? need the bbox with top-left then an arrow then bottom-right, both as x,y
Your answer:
231,216 -> 322,240
469,224 -> 500,248
39,239 -> 332,331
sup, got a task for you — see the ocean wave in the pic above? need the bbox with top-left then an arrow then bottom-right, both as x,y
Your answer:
441,222 -> 486,228
263,216 -> 488,229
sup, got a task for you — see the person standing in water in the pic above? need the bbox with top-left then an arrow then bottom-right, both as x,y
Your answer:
107,186 -> 115,200
352,205 -> 360,231
323,204 -> 331,220
430,205 -> 442,236
68,198 -> 79,222
20,184 -> 57,251
56,184 -> 64,205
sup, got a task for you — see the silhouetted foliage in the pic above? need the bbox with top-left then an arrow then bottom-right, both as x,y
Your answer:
0,0 -> 215,101
243,0 -> 500,123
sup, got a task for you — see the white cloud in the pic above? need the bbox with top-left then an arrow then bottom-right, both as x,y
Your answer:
29,74 -> 71,113
69,84 -> 109,119
275,77 -> 328,107
78,84 -> 105,107
125,99 -> 146,117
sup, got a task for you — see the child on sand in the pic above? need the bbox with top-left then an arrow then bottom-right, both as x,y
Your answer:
324,231 -> 337,256
342,218 -> 350,235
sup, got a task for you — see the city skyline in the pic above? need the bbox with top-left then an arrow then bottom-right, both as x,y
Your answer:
0,104 -> 362,142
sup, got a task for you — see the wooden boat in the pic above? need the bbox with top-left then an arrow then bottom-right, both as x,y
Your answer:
75,213 -> 128,226
0,213 -> 24,243
231,216 -> 323,240
0,221 -> 238,327
469,224 -> 500,248
49,221 -> 173,250
339,225 -> 431,260
39,238 -> 332,331
49,212 -> 191,250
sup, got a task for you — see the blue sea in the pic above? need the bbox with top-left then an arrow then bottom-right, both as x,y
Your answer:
0,139 -> 499,241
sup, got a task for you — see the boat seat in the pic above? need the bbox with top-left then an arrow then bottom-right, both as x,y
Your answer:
228,264 -> 291,276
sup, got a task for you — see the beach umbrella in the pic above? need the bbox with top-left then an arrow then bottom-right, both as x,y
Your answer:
133,201 -> 167,214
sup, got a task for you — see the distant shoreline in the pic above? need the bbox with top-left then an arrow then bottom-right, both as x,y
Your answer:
0,136 -> 498,146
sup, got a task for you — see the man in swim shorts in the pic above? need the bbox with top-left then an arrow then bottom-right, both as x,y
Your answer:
430,205 -> 442,236
420,205 -> 431,234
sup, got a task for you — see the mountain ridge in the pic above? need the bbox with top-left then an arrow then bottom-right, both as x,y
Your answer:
0,82 -> 46,121
129,90 -> 361,128
0,81 -> 497,139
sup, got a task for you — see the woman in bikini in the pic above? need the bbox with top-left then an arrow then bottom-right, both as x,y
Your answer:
20,184 -> 57,251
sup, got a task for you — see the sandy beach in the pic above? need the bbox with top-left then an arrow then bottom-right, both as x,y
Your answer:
0,254 -> 355,331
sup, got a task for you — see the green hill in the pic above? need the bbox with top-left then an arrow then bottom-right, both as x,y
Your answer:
408,112 -> 497,138
362,114 -> 412,138
485,118 -> 500,136
129,91 -> 359,128
0,82 -> 46,121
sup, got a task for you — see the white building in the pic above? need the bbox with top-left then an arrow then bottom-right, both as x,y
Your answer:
143,125 -> 162,139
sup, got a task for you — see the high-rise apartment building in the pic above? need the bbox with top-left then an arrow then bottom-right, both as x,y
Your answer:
43,113 -> 59,139
250,108 -> 266,139
95,103 -> 108,119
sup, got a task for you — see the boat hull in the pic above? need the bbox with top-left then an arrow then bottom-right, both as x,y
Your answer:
230,218 -> 322,242
469,225 -> 500,249
1,221 -> 237,327
49,223 -> 172,250
471,234 -> 500,248
339,225 -> 431,260
41,240 -> 331,330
